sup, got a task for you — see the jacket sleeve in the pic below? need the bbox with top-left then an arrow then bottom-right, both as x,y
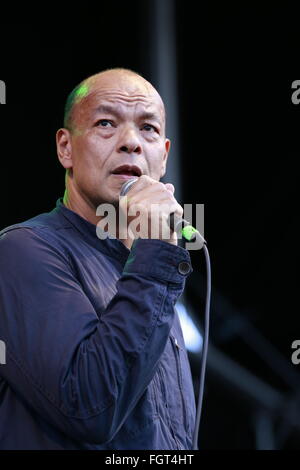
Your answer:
0,227 -> 192,444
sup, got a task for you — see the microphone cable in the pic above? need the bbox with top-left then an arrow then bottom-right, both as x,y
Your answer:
191,240 -> 211,450
166,218 -> 211,450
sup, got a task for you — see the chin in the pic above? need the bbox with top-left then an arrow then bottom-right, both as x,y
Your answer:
94,190 -> 119,208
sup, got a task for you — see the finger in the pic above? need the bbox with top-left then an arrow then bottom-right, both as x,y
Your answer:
129,175 -> 157,194
164,183 -> 175,194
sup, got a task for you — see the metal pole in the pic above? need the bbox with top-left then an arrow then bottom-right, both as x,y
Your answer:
149,0 -> 182,203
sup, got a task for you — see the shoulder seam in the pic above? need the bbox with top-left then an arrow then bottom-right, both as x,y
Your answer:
0,225 -> 76,275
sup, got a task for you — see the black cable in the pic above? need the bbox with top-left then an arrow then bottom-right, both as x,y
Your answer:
192,241 -> 211,450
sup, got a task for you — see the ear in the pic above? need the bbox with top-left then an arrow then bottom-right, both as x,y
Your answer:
160,138 -> 171,178
56,128 -> 73,169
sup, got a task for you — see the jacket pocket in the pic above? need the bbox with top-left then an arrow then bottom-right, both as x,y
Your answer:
151,365 -> 169,422
151,363 -> 182,449
170,334 -> 188,433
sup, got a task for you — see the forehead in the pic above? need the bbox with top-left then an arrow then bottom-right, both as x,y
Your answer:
74,73 -> 165,124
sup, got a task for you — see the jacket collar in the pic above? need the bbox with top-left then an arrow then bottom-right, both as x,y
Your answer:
55,198 -> 130,265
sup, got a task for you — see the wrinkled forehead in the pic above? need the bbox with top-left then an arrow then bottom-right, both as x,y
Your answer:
73,74 -> 166,127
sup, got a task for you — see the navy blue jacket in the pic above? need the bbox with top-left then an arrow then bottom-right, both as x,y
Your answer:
0,199 -> 195,450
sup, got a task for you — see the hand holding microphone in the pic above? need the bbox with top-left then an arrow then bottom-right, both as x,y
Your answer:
119,176 -> 206,248
119,175 -> 183,246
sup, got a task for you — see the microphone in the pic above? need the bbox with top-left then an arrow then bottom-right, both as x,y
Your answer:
119,177 -> 138,197
120,177 -> 206,247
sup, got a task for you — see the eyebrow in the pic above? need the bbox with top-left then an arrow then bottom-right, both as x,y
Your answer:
95,104 -> 162,124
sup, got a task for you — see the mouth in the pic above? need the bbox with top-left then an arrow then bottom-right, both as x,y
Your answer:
111,164 -> 142,179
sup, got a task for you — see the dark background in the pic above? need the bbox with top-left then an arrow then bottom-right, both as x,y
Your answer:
0,3 -> 299,449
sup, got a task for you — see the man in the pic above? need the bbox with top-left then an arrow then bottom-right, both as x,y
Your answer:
0,68 -> 196,450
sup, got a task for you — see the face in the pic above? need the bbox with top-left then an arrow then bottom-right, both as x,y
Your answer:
57,71 -> 170,209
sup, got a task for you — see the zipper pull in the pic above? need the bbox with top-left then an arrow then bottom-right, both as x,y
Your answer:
174,337 -> 181,350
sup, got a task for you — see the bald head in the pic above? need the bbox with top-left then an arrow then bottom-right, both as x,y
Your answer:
64,68 -> 166,133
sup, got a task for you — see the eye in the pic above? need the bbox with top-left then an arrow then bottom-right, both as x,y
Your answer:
96,119 -> 113,128
142,123 -> 157,132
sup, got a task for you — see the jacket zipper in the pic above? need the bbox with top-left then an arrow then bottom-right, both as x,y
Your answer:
170,335 -> 188,433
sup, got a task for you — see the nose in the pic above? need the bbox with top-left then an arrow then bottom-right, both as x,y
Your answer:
118,126 -> 142,154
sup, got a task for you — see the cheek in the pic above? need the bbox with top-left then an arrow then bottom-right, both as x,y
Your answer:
147,146 -> 166,178
72,134 -> 111,170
